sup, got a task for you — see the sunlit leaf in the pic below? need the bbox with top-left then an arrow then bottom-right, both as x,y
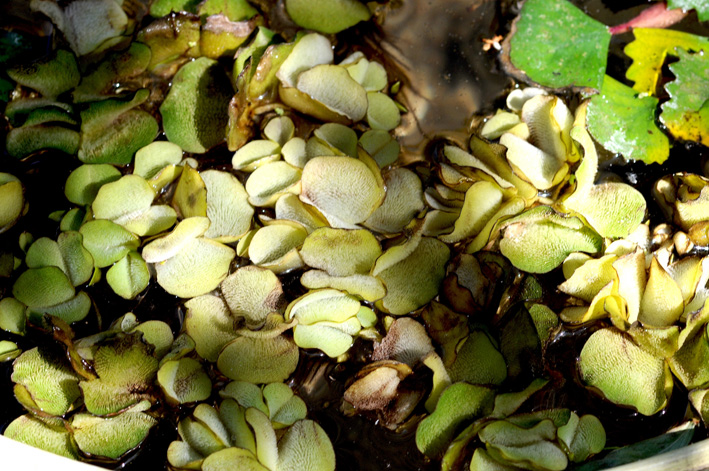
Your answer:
660,48 -> 709,146
587,75 -> 670,164
508,0 -> 611,90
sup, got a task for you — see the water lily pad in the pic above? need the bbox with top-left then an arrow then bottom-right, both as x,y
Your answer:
79,89 -> 159,165
3,414 -> 79,459
12,346 -> 82,416
154,237 -> 235,298
285,0 -> 371,34
587,75 -> 669,164
72,410 -> 157,459
508,0 -> 611,90
579,328 -> 672,415
7,49 -> 79,98
661,48 -> 709,146
221,266 -> 285,328
217,334 -> 299,384
161,57 -> 233,153
372,234 -> 450,315
416,382 -> 495,458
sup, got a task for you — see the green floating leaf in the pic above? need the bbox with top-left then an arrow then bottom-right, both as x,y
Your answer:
508,0 -> 611,90
285,0 -> 371,34
300,228 -> 381,277
134,141 -> 183,180
3,415 -> 79,459
65,164 -> 122,206
158,357 -> 212,404
373,234 -> 450,315
499,206 -> 603,274
80,333 -> 159,415
447,330 -> 508,386
72,410 -> 157,460
150,0 -> 201,17
277,420 -> 336,471
11,346 -> 82,416
137,13 -> 201,72
294,65 -> 368,122
221,266 -> 286,328
199,0 -> 258,21
0,298 -> 26,335
7,49 -> 79,98
587,75 -> 670,164
668,0 -> 709,21
80,219 -> 141,268
579,328 -> 672,416
79,89 -> 159,165
12,266 -> 75,308
106,251 -> 150,300
217,333 -> 299,384
184,294 -> 238,362
161,57 -> 233,153
0,175 -> 25,233
73,42 -> 151,103
6,124 -> 80,159
661,48 -> 709,146
201,169 -> 254,242
415,382 -> 495,458
479,419 -> 568,471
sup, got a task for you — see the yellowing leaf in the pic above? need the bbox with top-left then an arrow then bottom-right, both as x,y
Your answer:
625,28 -> 709,96
660,48 -> 709,146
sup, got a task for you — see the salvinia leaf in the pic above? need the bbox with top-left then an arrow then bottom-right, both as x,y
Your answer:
660,48 -> 709,146
587,75 -> 670,164
667,0 -> 709,22
625,28 -> 709,96
508,0 -> 611,91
